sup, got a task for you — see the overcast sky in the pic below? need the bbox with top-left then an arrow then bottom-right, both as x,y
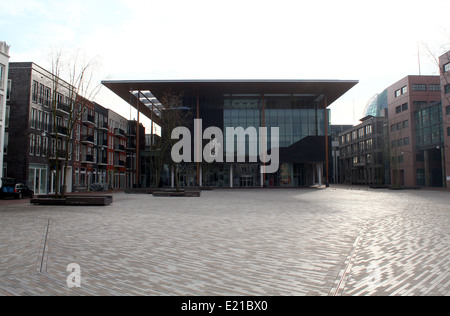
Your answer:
1,0 -> 449,131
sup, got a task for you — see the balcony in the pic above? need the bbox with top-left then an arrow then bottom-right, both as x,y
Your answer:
114,128 -> 126,138
51,125 -> 68,136
97,157 -> 108,166
81,135 -> 94,145
114,144 -> 126,152
97,121 -> 108,130
114,160 -> 125,168
81,154 -> 94,164
56,102 -> 71,114
82,113 -> 95,125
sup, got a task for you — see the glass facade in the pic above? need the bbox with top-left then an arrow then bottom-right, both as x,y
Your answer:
364,89 -> 388,117
190,94 -> 330,187
415,102 -> 444,148
223,94 -> 328,150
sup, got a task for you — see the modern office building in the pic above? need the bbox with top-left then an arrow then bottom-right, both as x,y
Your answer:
0,41 -> 10,183
339,89 -> 390,186
439,50 -> 450,189
387,75 -> 442,187
102,80 -> 358,188
339,114 -> 389,186
330,124 -> 353,184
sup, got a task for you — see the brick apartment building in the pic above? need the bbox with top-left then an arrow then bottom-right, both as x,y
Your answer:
5,62 -> 142,194
5,62 -> 76,194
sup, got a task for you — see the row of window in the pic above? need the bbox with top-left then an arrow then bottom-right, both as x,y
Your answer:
341,139 -> 374,156
391,137 -> 410,148
29,134 -> 70,158
395,103 -> 408,114
395,84 -> 441,97
411,84 -> 440,92
340,125 -> 373,145
391,120 -> 409,132
394,86 -> 408,98
392,155 -> 405,164
352,154 -> 375,165
31,81 -> 65,107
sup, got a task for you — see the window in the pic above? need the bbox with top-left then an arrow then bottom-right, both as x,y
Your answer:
36,135 -> 41,156
38,84 -> 44,104
447,106 -> 450,116
401,86 -> 408,94
404,137 -> 410,145
391,124 -> 397,132
395,89 -> 401,98
444,62 -> 450,73
429,84 -> 440,91
398,155 -> 404,164
402,103 -> 408,111
44,87 -> 51,107
396,106 -> 402,114
6,79 -> 11,100
412,84 -> 427,91
30,108 -> 37,129
5,106 -> 10,128
445,84 -> 450,94
0,64 -> 4,90
32,81 -> 38,103
29,134 -> 35,156
42,137 -> 48,157
3,132 -> 8,155
413,101 -> 428,109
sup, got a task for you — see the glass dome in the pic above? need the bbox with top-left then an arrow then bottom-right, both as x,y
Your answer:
364,89 -> 388,117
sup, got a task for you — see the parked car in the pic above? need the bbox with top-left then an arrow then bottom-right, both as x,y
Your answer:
0,178 -> 34,199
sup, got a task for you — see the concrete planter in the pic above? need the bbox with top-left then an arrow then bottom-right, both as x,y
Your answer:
31,195 -> 113,206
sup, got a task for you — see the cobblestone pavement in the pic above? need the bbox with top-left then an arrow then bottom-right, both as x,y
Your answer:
0,186 -> 448,296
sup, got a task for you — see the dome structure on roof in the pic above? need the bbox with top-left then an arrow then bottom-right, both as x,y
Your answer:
364,89 -> 388,117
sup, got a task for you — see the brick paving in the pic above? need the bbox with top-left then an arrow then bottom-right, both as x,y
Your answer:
0,186 -> 449,296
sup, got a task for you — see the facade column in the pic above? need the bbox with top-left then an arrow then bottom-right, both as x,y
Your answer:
318,164 -> 323,186
171,165 -> 174,188
312,164 -> 316,185
230,164 -> 233,188
260,165 -> 264,187
424,150 -> 430,187
441,147 -> 446,188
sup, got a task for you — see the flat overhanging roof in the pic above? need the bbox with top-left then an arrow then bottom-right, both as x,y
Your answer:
101,79 -> 358,125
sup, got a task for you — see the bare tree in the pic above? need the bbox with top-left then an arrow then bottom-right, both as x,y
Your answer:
47,49 -> 102,198
154,89 -> 192,190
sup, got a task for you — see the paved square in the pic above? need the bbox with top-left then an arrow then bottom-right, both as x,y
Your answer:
0,186 -> 449,296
